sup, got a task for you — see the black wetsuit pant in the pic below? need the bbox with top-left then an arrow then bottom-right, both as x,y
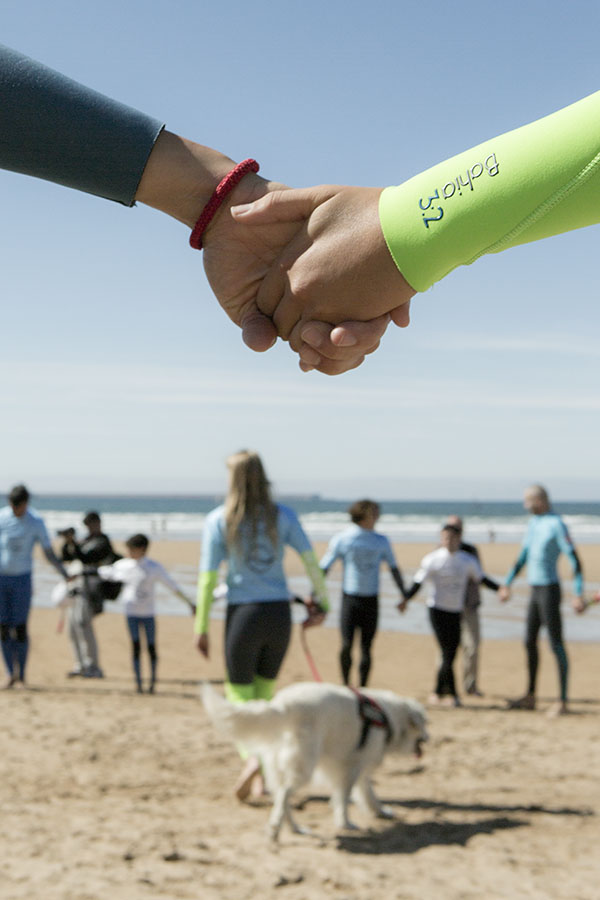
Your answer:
525,584 -> 568,702
340,593 -> 379,686
428,607 -> 462,698
225,600 -> 291,684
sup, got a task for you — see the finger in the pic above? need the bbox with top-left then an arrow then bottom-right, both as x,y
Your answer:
255,228 -> 311,318
239,307 -> 278,352
231,185 -> 338,225
299,353 -> 366,376
298,336 -> 380,370
288,315 -> 389,363
390,299 -> 411,328
254,254 -> 289,319
271,284 -> 303,341
326,314 -> 391,353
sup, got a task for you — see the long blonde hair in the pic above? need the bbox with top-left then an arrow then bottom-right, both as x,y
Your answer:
224,451 -> 278,556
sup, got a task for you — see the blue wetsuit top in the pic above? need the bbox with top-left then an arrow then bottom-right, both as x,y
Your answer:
0,506 -> 51,575
320,524 -> 399,596
0,44 -> 164,205
505,512 -> 583,596
200,503 -> 312,605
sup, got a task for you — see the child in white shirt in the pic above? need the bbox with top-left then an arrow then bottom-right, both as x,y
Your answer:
99,533 -> 193,693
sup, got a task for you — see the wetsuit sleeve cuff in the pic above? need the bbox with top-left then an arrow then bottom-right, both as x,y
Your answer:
301,550 -> 329,611
194,570 -> 218,634
0,44 -> 164,205
379,90 -> 600,292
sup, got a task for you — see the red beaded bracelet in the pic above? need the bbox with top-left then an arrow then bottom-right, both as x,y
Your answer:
189,158 -> 260,250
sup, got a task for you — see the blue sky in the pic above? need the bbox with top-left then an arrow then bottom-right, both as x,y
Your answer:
2,0 -> 600,499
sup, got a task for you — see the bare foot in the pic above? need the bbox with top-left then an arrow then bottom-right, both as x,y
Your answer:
507,694 -> 536,710
235,756 -> 261,801
249,771 -> 266,799
428,693 -> 441,706
547,701 -> 569,718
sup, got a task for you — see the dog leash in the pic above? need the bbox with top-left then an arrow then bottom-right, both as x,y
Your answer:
299,622 -> 323,683
294,596 -> 324,682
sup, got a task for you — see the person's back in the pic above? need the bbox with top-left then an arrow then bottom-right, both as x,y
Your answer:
321,499 -> 404,687
202,502 -> 311,605
325,524 -> 396,596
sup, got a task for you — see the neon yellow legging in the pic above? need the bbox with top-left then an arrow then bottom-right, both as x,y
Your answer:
379,90 -> 600,292
225,676 -> 276,761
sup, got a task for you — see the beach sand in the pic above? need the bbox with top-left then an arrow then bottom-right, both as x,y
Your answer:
3,541 -> 599,899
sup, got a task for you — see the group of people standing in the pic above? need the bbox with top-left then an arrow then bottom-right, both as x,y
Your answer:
0,488 -> 192,692
0,469 -> 587,743
319,485 -> 584,718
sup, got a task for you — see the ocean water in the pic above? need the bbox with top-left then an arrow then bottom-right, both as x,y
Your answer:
30,494 -> 600,642
28,493 -> 600,545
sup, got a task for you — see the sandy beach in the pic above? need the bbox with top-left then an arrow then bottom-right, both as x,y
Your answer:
2,539 -> 599,899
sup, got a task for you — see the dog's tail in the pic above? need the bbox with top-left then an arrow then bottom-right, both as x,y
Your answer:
201,682 -> 284,748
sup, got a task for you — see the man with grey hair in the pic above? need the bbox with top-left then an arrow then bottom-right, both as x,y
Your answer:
499,485 -> 584,716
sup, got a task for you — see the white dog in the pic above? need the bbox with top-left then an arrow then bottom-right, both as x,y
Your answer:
202,681 -> 428,841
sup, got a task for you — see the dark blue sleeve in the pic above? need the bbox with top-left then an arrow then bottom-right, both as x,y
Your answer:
0,44 -> 164,205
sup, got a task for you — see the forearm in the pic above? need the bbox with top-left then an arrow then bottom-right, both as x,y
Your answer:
568,549 -> 584,596
135,130 -> 238,227
380,91 -> 600,291
300,550 -> 329,611
481,575 -> 500,591
43,547 -> 69,580
390,566 -> 405,594
0,44 -> 163,204
194,571 -> 218,634
403,581 -> 422,601
505,550 -> 527,585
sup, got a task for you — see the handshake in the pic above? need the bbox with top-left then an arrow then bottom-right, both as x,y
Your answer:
137,134 -> 416,376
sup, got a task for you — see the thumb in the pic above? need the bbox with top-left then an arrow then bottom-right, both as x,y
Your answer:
240,306 -> 278,352
390,300 -> 411,328
231,185 -> 338,224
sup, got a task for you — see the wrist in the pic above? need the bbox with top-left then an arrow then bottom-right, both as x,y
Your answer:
135,130 -> 236,227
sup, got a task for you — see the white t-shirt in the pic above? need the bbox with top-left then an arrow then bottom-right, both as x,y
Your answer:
98,557 -> 181,617
414,547 -> 483,613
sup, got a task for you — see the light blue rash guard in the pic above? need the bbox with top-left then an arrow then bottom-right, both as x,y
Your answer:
506,512 -> 583,596
0,506 -> 52,575
320,525 -> 399,596
200,503 -> 312,605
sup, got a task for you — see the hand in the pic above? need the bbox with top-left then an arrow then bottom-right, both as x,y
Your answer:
195,633 -> 209,658
290,313 -> 397,375
138,135 -> 408,374
303,599 -> 326,629
231,185 -> 416,339
498,586 -> 510,603
571,596 -> 586,614
397,599 -> 408,614
204,181 -> 401,374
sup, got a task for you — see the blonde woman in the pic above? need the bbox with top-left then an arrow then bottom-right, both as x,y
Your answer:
195,451 -> 328,797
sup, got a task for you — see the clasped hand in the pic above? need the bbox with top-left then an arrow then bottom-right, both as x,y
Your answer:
202,179 -> 415,375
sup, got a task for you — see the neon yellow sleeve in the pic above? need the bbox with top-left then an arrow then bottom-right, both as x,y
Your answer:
379,91 -> 600,292
300,549 -> 329,611
194,570 -> 218,635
